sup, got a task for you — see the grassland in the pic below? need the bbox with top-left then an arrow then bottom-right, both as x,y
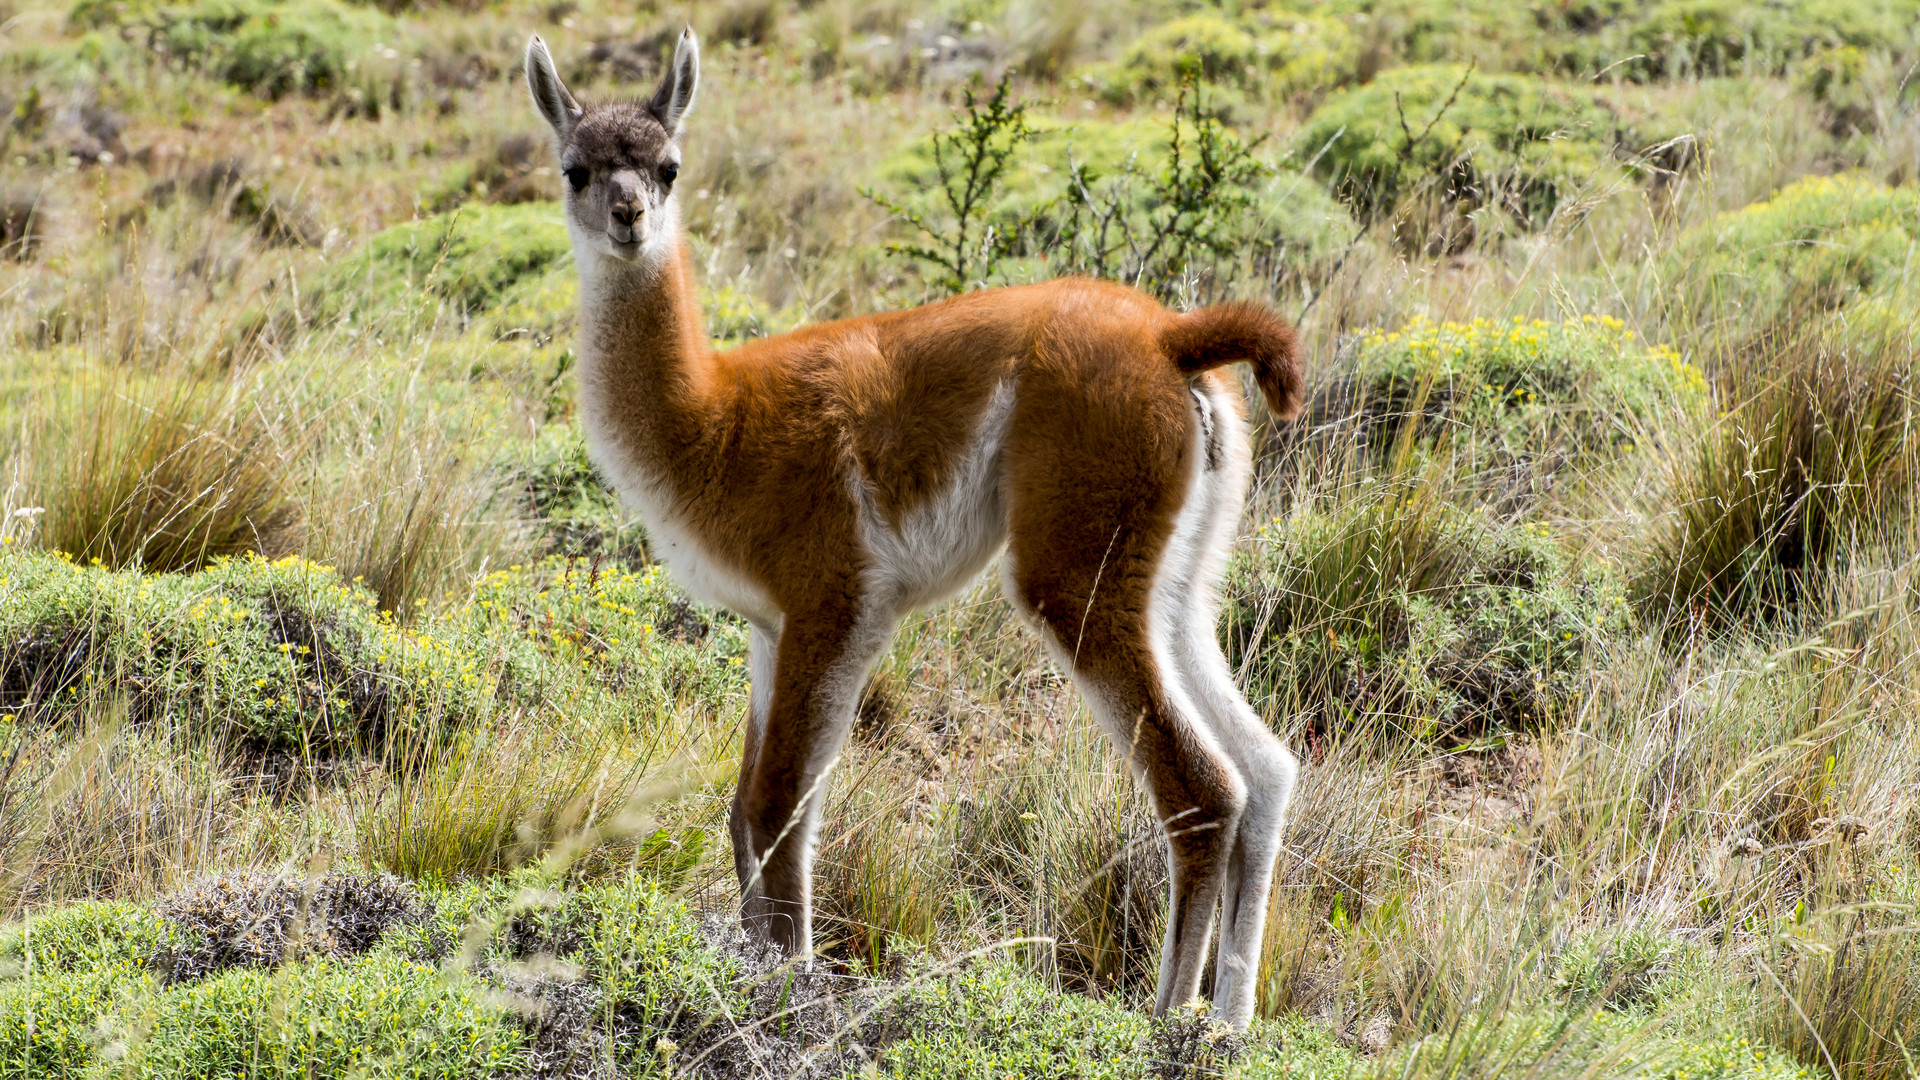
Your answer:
3,0 -> 1920,1076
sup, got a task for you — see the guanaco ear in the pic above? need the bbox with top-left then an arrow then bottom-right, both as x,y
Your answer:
648,28 -> 699,136
525,35 -> 582,140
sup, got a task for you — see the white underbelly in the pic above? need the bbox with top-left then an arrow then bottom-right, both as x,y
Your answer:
856,381 -> 1015,612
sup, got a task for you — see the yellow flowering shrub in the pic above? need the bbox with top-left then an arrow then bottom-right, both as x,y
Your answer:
1347,313 -> 1705,465
1667,173 -> 1920,337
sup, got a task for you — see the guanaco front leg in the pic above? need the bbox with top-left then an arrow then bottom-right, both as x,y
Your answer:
735,602 -> 896,955
729,622 -> 781,899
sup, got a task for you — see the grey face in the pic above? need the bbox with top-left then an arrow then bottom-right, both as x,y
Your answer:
559,107 -> 682,255
525,29 -> 700,262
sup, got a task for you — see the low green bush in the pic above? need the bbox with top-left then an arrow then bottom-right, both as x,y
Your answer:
1620,0 -> 1908,80
876,960 -> 1357,1078
1664,174 -> 1920,342
69,0 -> 397,102
1313,0 -> 1917,81
304,203 -> 572,336
0,550 -> 505,754
1339,314 -> 1707,470
0,901 -> 182,974
464,556 -> 747,718
1553,927 -> 1706,1014
1299,64 -> 1685,232
1071,12 -> 1360,108
1228,488 -> 1628,740
0,904 -> 177,1079
0,546 -> 747,755
0,964 -> 145,1079
124,953 -> 526,1079
301,203 -> 786,347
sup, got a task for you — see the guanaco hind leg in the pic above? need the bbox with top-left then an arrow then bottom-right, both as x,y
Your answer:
1156,382 -> 1297,1027
998,371 -> 1253,1019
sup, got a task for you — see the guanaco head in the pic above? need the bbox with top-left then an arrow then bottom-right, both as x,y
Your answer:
524,29 -> 699,264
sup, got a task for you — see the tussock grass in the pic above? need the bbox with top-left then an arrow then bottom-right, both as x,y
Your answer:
23,364 -> 302,573
1633,323 -> 1917,629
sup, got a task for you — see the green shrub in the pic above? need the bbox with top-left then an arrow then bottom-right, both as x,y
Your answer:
69,0 -> 396,101
0,544 -> 745,758
872,959 -> 1357,1078
0,964 -> 145,1079
873,959 -> 1151,1078
303,203 -> 572,336
1312,0 -> 1916,81
1795,45 -> 1882,136
465,557 -> 746,708
870,78 -> 1354,298
0,902 -> 180,974
1341,314 -> 1708,470
1554,927 -> 1705,1013
1299,64 -> 1684,232
1622,0 -> 1908,80
1664,174 -> 1920,342
119,953 -> 526,1079
0,550 -> 506,754
1072,12 -> 1359,108
0,904 -> 182,1079
1227,484 -> 1627,740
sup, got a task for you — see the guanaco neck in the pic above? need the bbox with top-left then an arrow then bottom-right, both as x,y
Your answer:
573,220 -> 717,496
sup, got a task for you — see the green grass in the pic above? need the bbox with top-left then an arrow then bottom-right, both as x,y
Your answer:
68,0 -> 400,104
1631,324 -> 1915,629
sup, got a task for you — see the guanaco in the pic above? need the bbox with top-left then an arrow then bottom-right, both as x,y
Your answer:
525,29 -> 1303,1028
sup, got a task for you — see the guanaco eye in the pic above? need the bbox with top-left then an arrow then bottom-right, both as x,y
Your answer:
659,163 -> 679,186
564,166 -> 589,192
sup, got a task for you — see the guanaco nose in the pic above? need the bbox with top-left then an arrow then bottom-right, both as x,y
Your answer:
606,170 -> 644,242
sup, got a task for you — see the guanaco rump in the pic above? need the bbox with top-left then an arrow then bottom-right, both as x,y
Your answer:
525,28 -> 1304,1028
